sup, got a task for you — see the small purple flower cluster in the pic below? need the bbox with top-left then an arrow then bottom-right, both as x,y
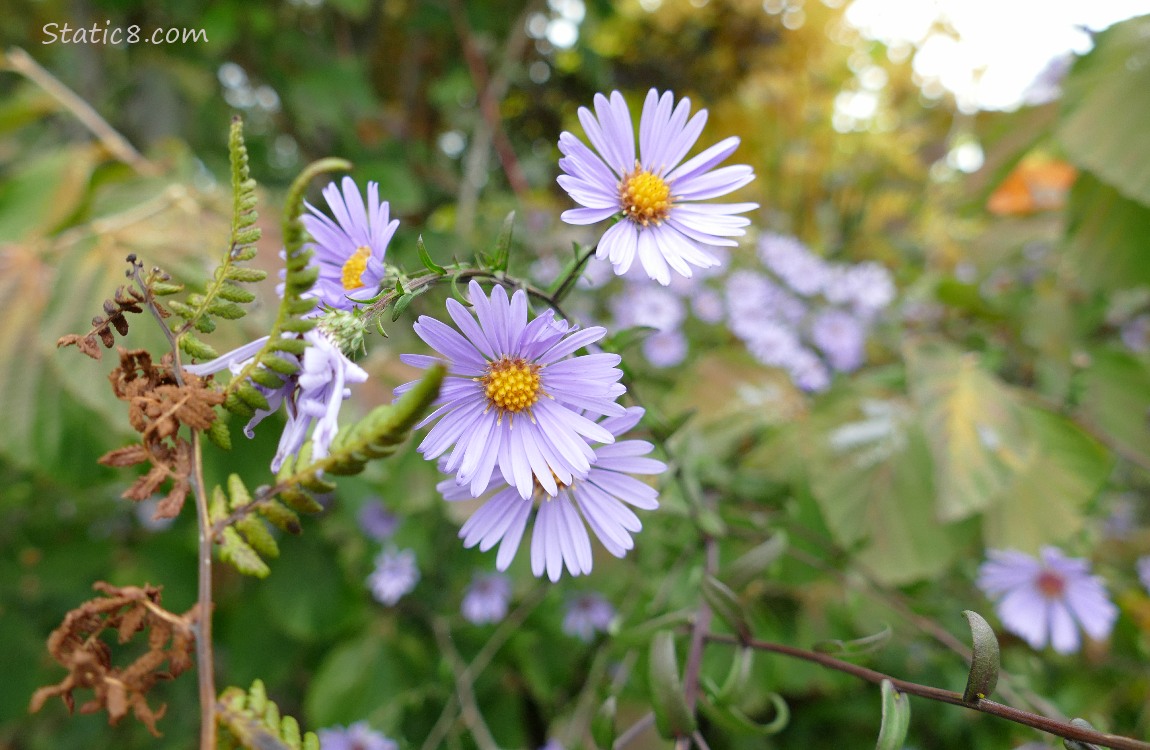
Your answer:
723,233 -> 894,392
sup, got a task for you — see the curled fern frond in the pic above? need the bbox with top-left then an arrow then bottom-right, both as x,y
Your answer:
217,679 -> 320,750
56,255 -> 153,360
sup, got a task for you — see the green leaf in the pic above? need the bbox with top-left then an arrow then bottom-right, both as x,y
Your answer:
180,334 -> 220,361
701,575 -> 749,639
207,415 -> 232,451
813,625 -> 892,659
648,631 -> 696,739
807,392 -> 961,585
226,267 -> 269,283
907,342 -> 1031,522
260,500 -> 303,535
981,408 -> 1111,552
491,210 -> 515,271
961,610 -> 1000,703
1058,15 -> 1150,206
725,532 -> 788,590
1061,173 -> 1150,291
1077,348 -> 1150,464
1064,718 -> 1103,750
417,234 -> 447,275
592,696 -> 617,749
875,679 -> 911,750
305,632 -> 412,726
220,526 -> 271,578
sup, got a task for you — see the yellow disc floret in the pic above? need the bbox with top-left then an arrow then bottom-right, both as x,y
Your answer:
480,357 -> 543,415
620,165 -> 672,227
341,245 -> 372,291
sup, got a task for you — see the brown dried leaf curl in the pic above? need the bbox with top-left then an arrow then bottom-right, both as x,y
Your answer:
29,582 -> 199,737
98,348 -> 223,519
56,284 -> 146,360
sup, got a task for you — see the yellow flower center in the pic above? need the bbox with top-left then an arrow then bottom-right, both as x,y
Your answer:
480,357 -> 543,415
341,246 -> 372,291
620,166 -> 672,227
533,469 -> 571,502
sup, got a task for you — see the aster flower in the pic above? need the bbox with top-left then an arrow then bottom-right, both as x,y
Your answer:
368,548 -> 420,606
608,283 -> 686,332
823,261 -> 896,316
183,329 -> 367,472
302,177 -> 399,311
1138,556 -> 1150,595
642,329 -> 688,368
558,89 -> 757,285
758,233 -> 829,297
810,309 -> 867,373
398,280 -> 626,498
461,571 -> 512,625
438,407 -> 664,581
977,547 -> 1118,654
357,500 -> 399,541
318,721 -> 397,750
1121,313 -> 1150,353
562,592 -> 616,641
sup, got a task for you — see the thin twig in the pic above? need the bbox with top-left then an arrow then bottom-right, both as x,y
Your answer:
432,618 -> 501,750
706,633 -> 1150,750
4,47 -> 158,176
613,712 -> 655,749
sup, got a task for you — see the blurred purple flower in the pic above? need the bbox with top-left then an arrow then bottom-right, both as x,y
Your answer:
758,233 -> 830,297
461,571 -> 512,625
318,721 -> 397,750
1138,556 -> 1150,595
810,308 -> 867,373
785,348 -> 832,393
563,592 -> 615,641
368,548 -> 419,606
398,281 -> 625,499
357,500 -> 399,541
691,288 -> 726,324
823,262 -> 895,316
302,177 -> 399,310
609,284 -> 686,332
977,547 -> 1117,654
642,329 -> 688,368
557,88 -> 757,285
1121,314 -> 1150,353
438,407 -> 664,581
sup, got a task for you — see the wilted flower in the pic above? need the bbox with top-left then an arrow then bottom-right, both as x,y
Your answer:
183,329 -> 367,472
438,407 -> 664,581
977,547 -> 1118,654
557,89 -> 757,285
461,571 -> 512,625
302,177 -> 399,310
398,280 -> 626,498
562,592 -> 615,641
367,548 -> 420,606
318,721 -> 397,750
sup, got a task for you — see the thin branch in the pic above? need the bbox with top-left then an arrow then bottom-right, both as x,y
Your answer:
432,618 -> 501,750
613,712 -> 655,749
4,47 -> 159,176
706,633 -> 1150,750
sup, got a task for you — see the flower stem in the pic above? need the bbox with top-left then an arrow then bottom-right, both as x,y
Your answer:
706,632 -> 1150,750
190,430 -> 217,750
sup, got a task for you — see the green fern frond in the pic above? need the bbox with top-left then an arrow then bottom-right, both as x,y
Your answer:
173,117 -> 267,347
221,157 -> 351,413
274,365 -> 444,506
217,680 -> 320,750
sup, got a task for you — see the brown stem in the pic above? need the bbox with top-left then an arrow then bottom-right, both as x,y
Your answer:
706,633 -> 1150,750
190,430 -> 217,750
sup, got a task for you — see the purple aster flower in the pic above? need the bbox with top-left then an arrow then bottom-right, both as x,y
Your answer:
739,320 -> 804,369
609,284 -> 686,332
437,407 -> 665,581
823,261 -> 896,316
785,348 -> 832,393
368,548 -> 420,606
1139,556 -> 1150,595
810,308 -> 867,373
318,721 -> 397,750
1121,313 -> 1150,353
977,547 -> 1118,654
724,270 -> 806,332
357,500 -> 399,541
398,280 -> 626,499
302,177 -> 399,311
562,592 -> 615,641
183,329 -> 367,472
642,329 -> 688,368
461,571 -> 512,625
691,288 -> 726,324
557,89 -> 758,285
758,233 -> 829,297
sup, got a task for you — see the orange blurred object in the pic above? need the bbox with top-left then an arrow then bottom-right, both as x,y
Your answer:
987,158 -> 1078,216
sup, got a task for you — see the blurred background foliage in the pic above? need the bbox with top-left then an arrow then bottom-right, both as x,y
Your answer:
2,0 -> 1150,748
